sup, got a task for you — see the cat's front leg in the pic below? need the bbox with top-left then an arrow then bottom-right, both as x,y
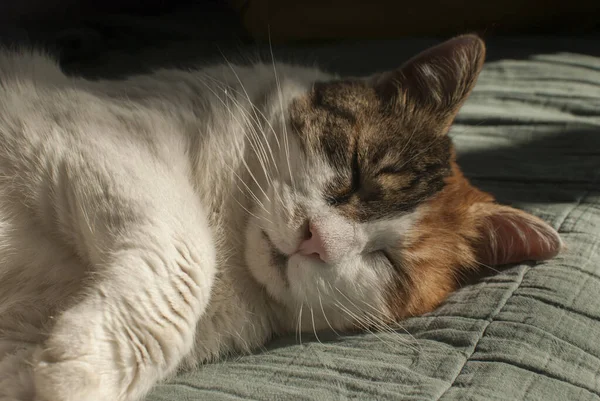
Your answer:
30,159 -> 216,401
34,239 -> 213,401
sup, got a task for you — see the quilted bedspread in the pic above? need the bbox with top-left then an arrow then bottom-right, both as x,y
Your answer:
137,45 -> 600,400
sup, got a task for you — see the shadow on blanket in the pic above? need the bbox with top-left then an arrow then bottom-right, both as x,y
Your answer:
457,128 -> 600,205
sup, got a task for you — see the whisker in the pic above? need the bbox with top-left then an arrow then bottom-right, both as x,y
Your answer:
217,91 -> 273,197
317,286 -> 340,336
232,197 -> 272,225
358,299 -> 417,339
268,28 -> 297,196
448,120 -> 489,138
309,306 -> 322,344
210,76 -> 274,190
200,72 -> 287,209
225,163 -> 269,210
396,134 -> 446,172
397,125 -> 418,162
333,301 -> 403,352
216,52 -> 280,171
297,303 -> 304,346
333,287 -> 420,354
196,76 -> 272,207
409,240 -> 503,274
201,69 -> 283,152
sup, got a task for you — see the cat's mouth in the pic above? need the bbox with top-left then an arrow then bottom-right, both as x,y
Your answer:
261,230 -> 289,270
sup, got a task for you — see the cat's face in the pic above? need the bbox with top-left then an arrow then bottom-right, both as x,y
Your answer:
244,35 -> 562,333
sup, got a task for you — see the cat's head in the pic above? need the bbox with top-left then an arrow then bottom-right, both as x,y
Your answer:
244,35 -> 562,333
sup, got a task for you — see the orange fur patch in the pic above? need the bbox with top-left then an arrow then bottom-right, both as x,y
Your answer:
385,154 -> 561,320
386,156 -> 493,319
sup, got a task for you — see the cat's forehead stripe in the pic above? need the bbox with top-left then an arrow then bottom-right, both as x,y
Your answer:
291,81 -> 453,222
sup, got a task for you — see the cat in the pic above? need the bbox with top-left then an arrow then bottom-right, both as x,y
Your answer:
0,34 -> 562,401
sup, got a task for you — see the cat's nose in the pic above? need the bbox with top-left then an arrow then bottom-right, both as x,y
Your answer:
297,221 -> 328,262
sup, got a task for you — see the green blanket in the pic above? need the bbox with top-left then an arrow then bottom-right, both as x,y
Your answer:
142,51 -> 600,400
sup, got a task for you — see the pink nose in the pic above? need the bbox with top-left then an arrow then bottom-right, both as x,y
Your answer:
297,222 -> 327,262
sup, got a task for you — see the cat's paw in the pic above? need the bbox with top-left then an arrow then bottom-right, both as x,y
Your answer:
31,287 -> 187,401
33,346 -> 103,401
32,303 -> 122,401
0,344 -> 37,401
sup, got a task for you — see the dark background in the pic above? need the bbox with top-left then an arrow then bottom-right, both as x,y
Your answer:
1,0 -> 599,79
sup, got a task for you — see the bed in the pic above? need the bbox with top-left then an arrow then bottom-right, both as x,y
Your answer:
16,24 -> 600,400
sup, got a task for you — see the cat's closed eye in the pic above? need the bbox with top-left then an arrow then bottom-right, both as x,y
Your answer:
375,165 -> 407,176
368,249 -> 398,272
326,194 -> 350,206
326,157 -> 362,205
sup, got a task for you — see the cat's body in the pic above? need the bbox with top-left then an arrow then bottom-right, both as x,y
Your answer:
0,36 -> 562,401
0,54 -> 311,399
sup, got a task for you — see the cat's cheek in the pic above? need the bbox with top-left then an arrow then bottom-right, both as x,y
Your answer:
244,222 -> 287,302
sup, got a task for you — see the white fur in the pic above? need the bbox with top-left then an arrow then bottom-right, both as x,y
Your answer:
0,50 -> 417,400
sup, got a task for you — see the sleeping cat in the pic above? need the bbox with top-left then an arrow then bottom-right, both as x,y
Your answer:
0,35 -> 561,401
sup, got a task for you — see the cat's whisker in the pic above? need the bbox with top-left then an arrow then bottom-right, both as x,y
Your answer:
448,119 -> 489,138
270,179 -> 288,211
333,287 -> 421,353
217,85 -> 275,190
211,81 -> 274,191
397,126 -> 419,164
332,300 -> 406,352
396,132 -> 447,173
245,314 -> 269,354
215,55 -> 280,175
230,135 -> 271,206
309,305 -> 322,345
344,292 -> 415,343
200,73 -> 287,210
226,165 -> 270,215
296,302 -> 304,346
342,302 -> 420,354
475,261 -> 501,274
358,298 -> 418,341
328,284 -> 383,331
202,74 -> 287,213
200,71 -> 282,153
317,286 -> 340,336
232,197 -> 273,226
359,304 -> 422,355
235,107 -> 274,191
408,240 -> 503,274
219,156 -> 272,223
268,29 -> 297,198
224,328 -> 251,354
78,198 -> 96,237
196,77 -> 272,206
332,300 -> 369,331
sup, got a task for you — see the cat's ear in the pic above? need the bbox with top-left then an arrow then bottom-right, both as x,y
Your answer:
372,34 -> 485,129
472,203 -> 563,267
